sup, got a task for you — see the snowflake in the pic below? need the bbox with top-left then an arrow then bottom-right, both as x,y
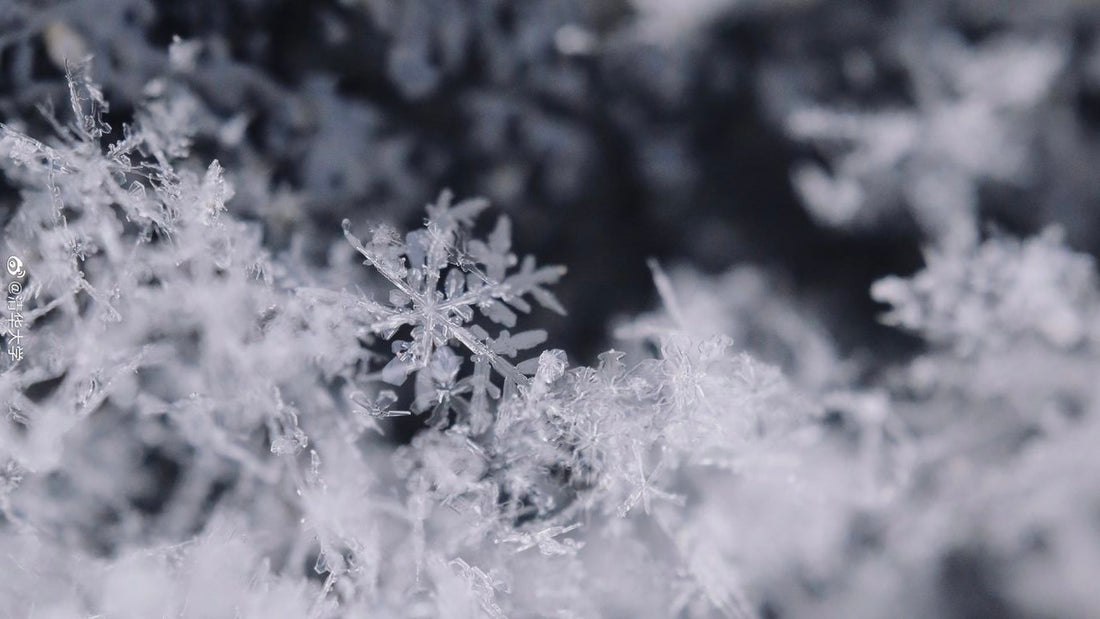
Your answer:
341,190 -> 566,426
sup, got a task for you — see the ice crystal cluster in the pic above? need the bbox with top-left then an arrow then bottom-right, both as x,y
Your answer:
0,65 -> 810,617
3,2 -> 1100,618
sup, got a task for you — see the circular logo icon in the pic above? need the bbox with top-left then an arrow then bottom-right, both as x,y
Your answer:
6,256 -> 25,278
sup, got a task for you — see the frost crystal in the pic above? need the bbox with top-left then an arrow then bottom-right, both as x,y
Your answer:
341,190 -> 565,424
4,12 -> 1100,616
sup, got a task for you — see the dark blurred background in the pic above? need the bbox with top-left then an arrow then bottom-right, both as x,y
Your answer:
5,0 -> 1100,367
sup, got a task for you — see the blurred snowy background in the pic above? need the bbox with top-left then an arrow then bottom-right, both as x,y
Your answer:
3,1 -> 1100,617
